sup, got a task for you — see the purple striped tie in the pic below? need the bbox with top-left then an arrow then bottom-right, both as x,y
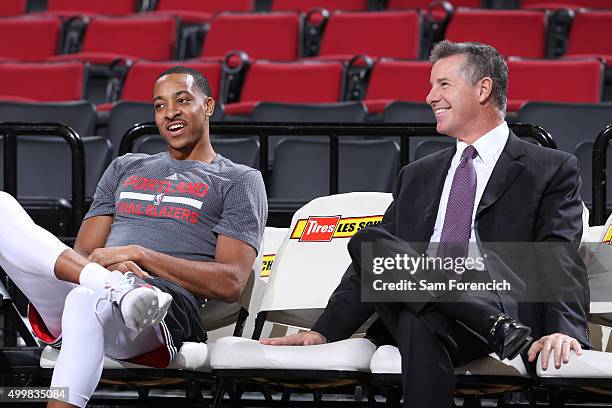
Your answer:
437,145 -> 478,260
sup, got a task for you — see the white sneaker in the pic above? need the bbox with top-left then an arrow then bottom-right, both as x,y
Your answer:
98,272 -> 173,332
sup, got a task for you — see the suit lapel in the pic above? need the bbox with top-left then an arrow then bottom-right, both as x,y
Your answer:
476,132 -> 526,219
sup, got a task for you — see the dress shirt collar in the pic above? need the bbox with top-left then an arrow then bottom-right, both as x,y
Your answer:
455,121 -> 509,168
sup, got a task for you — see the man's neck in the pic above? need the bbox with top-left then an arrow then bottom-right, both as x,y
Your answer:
456,115 -> 504,145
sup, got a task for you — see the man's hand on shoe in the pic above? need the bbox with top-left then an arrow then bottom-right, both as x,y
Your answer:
260,331 -> 327,346
89,246 -> 150,279
527,333 -> 583,370
109,261 -> 150,279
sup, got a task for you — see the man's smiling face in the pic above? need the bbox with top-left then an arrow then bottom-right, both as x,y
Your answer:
426,54 -> 483,140
153,73 -> 209,156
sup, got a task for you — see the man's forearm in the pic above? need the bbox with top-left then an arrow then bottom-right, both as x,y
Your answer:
134,246 -> 247,302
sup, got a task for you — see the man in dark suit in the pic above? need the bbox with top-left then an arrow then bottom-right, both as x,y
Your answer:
262,41 -> 590,407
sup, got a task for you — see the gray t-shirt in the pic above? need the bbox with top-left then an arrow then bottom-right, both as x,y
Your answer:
86,152 -> 267,261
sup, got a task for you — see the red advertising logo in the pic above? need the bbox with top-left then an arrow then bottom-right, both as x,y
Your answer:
299,216 -> 341,242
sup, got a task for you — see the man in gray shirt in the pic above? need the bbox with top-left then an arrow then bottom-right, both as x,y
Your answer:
0,66 -> 267,408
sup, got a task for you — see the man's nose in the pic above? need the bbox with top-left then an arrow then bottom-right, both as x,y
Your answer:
165,103 -> 180,119
425,88 -> 437,105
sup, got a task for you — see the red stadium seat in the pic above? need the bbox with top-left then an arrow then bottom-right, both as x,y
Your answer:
521,0 -> 612,9
45,0 -> 138,16
201,13 -> 301,61
224,61 -> 345,115
0,16 -> 62,61
154,0 -> 253,23
271,0 -> 368,12
55,16 -> 178,64
445,10 -> 548,58
120,61 -> 222,102
0,62 -> 86,101
506,58 -> 604,111
0,0 -> 26,17
363,59 -> 432,113
316,11 -> 423,60
388,0 -> 482,8
565,11 -> 612,66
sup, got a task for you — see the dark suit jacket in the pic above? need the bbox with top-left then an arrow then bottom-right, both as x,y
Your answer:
312,132 -> 591,348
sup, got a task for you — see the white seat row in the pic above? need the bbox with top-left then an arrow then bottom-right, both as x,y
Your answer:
39,194 -> 612,402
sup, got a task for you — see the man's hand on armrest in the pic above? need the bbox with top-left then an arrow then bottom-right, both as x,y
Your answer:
527,332 -> 583,370
260,331 -> 327,346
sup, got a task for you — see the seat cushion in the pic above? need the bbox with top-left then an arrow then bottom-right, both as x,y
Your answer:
370,345 -> 528,377
211,336 -> 376,371
538,349 -> 612,378
40,342 -> 211,372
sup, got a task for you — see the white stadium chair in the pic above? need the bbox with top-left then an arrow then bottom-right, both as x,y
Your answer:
537,219 -> 612,404
210,192 -> 393,404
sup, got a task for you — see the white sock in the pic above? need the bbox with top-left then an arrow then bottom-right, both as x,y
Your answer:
79,263 -> 111,291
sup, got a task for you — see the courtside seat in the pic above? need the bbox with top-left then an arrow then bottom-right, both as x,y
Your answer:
40,342 -> 211,372
201,12 -> 301,61
539,219 -> 612,399
253,192 -> 392,330
0,62 -> 87,102
212,337 -> 375,371
506,58 -> 604,111
54,15 -> 178,64
444,10 -> 548,58
271,0 -> 369,12
371,345 -> 529,379
224,61 -> 344,116
363,59 -> 432,113
0,16 -> 62,61
537,350 -> 612,379
210,193 -> 392,400
565,11 -> 612,67
585,215 -> 612,319
314,11 -> 423,60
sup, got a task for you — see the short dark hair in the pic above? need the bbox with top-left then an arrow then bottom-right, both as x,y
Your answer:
430,40 -> 507,113
157,66 -> 211,98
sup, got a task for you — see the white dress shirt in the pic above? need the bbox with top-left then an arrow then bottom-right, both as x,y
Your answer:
428,122 -> 509,259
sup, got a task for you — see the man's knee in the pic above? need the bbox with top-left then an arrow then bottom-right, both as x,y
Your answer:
64,286 -> 97,310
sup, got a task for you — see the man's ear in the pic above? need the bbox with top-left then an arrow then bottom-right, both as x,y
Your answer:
205,97 -> 215,118
478,77 -> 493,103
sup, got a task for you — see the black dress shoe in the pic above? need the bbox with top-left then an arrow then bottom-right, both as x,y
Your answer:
489,314 -> 533,360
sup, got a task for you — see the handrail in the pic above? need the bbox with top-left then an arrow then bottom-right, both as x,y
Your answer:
1,122 -> 85,235
593,123 -> 612,225
120,121 -> 555,196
